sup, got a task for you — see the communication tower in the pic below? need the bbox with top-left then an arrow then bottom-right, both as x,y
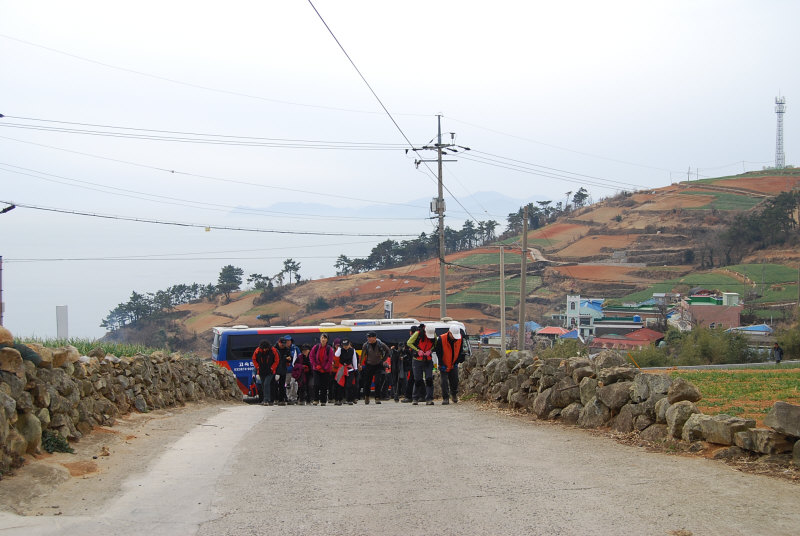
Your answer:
775,96 -> 786,169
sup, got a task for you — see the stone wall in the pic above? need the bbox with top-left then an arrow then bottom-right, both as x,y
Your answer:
0,345 -> 241,474
460,348 -> 800,465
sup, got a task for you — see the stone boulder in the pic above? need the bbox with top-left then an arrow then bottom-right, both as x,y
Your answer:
764,402 -> 800,438
550,377 -> 580,409
596,367 -> 637,385
0,347 -> 25,379
596,381 -> 633,411
686,414 -> 756,446
655,398 -> 670,424
735,428 -> 795,455
667,377 -> 702,404
531,387 -> 554,419
560,402 -> 583,424
666,400 -> 700,438
572,366 -> 594,384
14,413 -> 42,454
579,377 -> 598,406
578,397 -> 611,428
681,413 -> 709,442
593,350 -> 627,371
640,424 -> 668,442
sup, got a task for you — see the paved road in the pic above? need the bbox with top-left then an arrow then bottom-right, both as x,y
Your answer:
1,402 -> 799,535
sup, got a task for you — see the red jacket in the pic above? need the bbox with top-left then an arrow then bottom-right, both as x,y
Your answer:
252,346 -> 279,376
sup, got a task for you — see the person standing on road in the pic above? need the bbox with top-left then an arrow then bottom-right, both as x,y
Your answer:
292,344 -> 312,405
360,331 -> 391,405
310,334 -> 334,406
772,342 -> 784,364
400,328 -> 417,403
407,324 -> 436,405
252,340 -> 280,406
274,337 -> 290,406
434,325 -> 466,405
335,338 -> 358,405
284,335 -> 300,404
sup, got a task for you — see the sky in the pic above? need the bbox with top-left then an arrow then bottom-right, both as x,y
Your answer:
1,0 -> 797,339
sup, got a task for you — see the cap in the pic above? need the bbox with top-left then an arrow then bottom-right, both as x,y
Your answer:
283,335 -> 293,341
425,326 -> 436,338
367,331 -> 377,337
449,325 -> 462,339
341,338 -> 351,345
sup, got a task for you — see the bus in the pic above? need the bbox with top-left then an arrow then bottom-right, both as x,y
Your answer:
211,318 -> 470,394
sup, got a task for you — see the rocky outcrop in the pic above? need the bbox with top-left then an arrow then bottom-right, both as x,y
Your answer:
0,347 -> 241,474
460,348 -> 800,466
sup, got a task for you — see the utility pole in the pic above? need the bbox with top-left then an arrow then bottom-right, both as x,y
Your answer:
436,117 -> 446,319
518,205 -> 528,351
411,115 -> 469,320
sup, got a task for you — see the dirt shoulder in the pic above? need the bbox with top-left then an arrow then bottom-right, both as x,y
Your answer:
0,400 -> 240,516
473,400 -> 800,484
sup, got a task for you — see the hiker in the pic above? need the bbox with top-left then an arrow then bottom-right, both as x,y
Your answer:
389,343 -> 404,402
252,340 -> 280,405
360,331 -> 391,405
334,338 -> 358,405
400,327 -> 417,403
434,325 -> 466,404
772,342 -> 784,364
309,333 -> 334,406
274,337 -> 290,406
284,335 -> 300,404
407,324 -> 436,405
292,344 -> 313,405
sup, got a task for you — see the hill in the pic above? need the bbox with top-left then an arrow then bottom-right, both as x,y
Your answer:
108,169 -> 800,353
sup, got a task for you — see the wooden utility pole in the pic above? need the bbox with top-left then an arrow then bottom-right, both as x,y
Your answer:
518,205 -> 528,351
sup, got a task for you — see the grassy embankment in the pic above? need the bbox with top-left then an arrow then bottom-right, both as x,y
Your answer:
20,338 -> 164,357
668,366 -> 800,427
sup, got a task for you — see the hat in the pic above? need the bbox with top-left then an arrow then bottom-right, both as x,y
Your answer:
449,325 -> 462,339
284,335 -> 293,341
367,331 -> 377,337
425,326 -> 436,338
341,338 -> 351,345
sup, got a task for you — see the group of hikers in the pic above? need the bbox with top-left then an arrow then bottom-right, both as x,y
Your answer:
251,323 -> 466,406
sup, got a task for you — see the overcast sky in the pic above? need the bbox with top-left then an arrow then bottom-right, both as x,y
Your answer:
1,0 -> 797,339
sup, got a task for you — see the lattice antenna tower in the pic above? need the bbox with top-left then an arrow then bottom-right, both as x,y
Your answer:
775,96 -> 786,169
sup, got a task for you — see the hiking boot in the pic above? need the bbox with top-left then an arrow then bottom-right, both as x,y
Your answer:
335,401 -> 342,406
412,400 -> 419,405
312,401 -> 319,406
426,400 -> 434,406
268,402 -> 275,406
452,395 -> 458,404
401,398 -> 412,403
441,399 -> 449,405
375,400 -> 381,404
394,398 -> 399,403
365,398 -> 370,405
320,402 -> 326,406
278,401 -> 286,406
347,401 -> 354,405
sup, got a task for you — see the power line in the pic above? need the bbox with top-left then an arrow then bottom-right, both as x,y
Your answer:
0,200 -> 418,237
0,120 -> 407,150
0,162 -> 425,222
0,135 -> 427,210
305,1 -> 482,226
